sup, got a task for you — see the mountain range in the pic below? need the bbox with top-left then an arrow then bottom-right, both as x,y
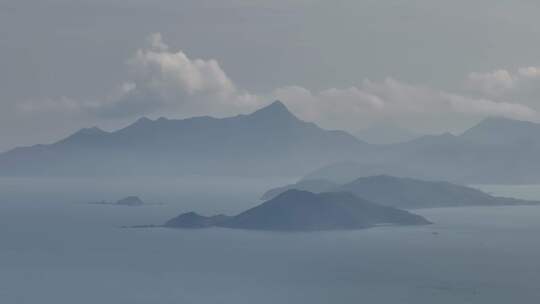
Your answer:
0,101 -> 365,177
304,117 -> 540,184
2,101 -> 540,183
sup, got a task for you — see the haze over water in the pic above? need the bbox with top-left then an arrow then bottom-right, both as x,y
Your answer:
3,1 -> 540,302
1,178 -> 539,304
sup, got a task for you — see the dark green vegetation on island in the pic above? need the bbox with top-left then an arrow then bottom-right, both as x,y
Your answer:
163,190 -> 431,231
262,175 -> 540,209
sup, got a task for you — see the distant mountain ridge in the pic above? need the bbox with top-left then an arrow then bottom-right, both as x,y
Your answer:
460,116 -> 540,145
304,117 -> 540,184
0,101 -> 367,177
3,101 -> 540,183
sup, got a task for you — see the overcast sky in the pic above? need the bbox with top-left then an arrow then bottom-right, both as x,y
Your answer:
1,0 -> 540,151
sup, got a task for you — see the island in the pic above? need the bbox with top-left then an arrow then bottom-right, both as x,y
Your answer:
163,190 -> 431,231
260,179 -> 339,201
88,196 -> 150,207
164,212 -> 231,228
261,175 -> 540,209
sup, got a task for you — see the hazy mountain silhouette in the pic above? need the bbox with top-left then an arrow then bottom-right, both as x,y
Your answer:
262,175 -> 540,209
303,117 -> 540,184
0,101 -> 367,177
460,116 -> 540,145
3,105 -> 540,183
164,190 -> 431,231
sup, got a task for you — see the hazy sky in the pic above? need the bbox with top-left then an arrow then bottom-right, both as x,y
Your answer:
2,0 -> 540,151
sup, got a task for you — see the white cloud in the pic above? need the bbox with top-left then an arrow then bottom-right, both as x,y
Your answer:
104,33 -> 262,118
273,78 -> 539,133
17,33 -> 540,135
131,35 -> 236,96
465,69 -> 516,97
441,92 -> 536,118
466,66 -> 540,98
518,66 -> 540,78
20,33 -> 262,119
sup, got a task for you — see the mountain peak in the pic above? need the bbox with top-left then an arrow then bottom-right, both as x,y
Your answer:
74,126 -> 107,136
56,126 -> 108,145
135,116 -> 153,124
267,100 -> 288,110
250,100 -> 296,119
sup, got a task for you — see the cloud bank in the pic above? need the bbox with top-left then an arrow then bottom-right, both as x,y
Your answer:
465,66 -> 540,102
19,33 -> 540,134
274,78 -> 539,133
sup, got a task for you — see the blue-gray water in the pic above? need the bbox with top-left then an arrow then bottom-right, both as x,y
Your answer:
1,178 -> 539,303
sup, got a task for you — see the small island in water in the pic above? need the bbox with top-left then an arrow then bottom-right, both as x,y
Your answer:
88,196 -> 155,207
162,190 -> 431,231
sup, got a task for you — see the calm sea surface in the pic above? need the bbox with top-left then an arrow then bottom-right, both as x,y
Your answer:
1,178 -> 539,303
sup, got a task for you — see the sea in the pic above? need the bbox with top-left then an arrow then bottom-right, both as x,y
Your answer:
0,177 -> 539,303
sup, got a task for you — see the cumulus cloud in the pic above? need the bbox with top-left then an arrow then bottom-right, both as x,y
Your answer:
100,32 -> 262,118
131,33 -> 236,96
20,33 -> 261,119
17,33 -> 540,134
